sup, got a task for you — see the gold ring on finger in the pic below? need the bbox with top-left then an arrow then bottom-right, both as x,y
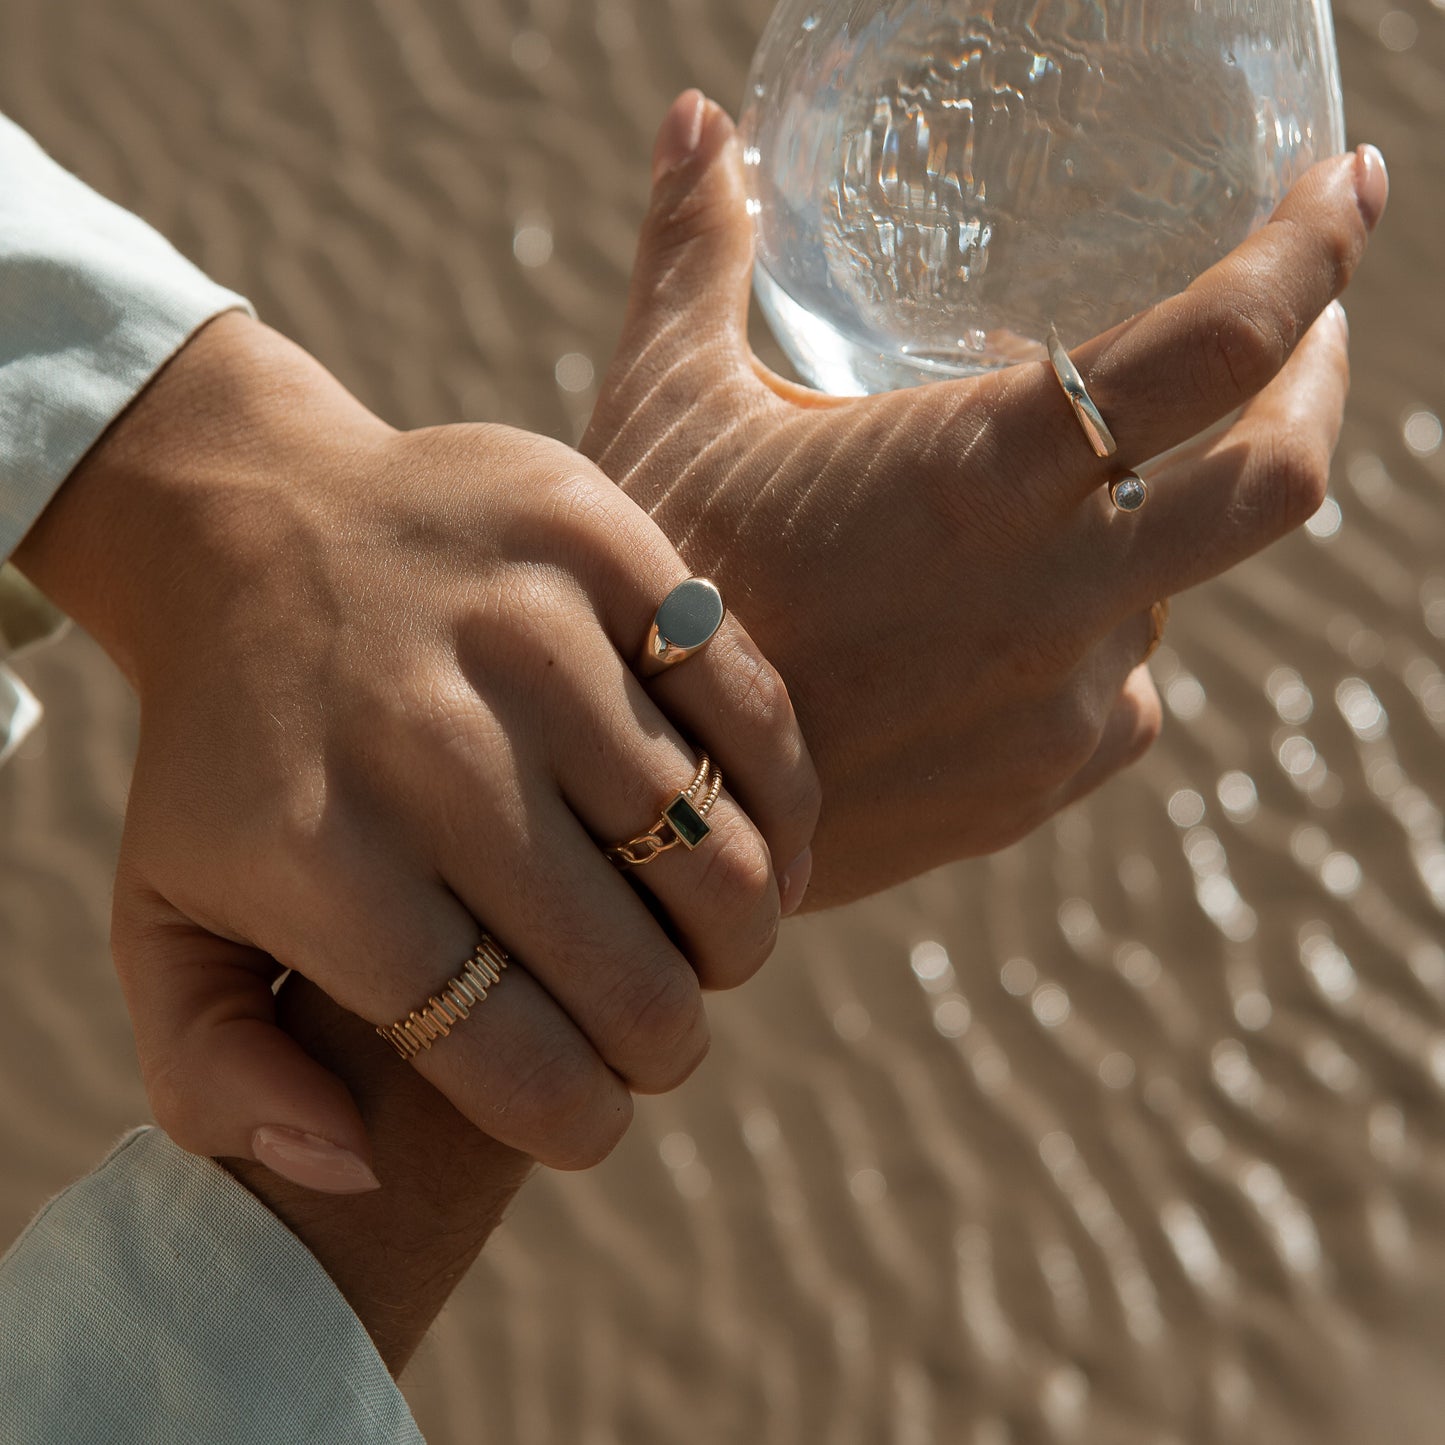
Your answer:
376,934 -> 511,1062
641,577 -> 726,677
1046,325 -> 1117,460
1143,599 -> 1171,664
607,754 -> 723,868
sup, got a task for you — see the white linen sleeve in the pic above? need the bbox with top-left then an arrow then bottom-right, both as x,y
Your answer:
0,1128 -> 426,1445
0,110 -> 253,561
0,109 -> 254,765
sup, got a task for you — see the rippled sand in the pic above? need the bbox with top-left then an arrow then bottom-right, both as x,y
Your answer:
3,1 -> 1445,1441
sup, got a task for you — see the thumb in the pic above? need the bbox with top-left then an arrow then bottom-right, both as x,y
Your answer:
621,90 -> 756,362
113,893 -> 379,1195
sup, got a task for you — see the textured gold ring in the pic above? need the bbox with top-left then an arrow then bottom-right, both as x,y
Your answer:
1046,325 -> 1117,460
607,754 -> 723,868
1143,599 -> 1171,664
376,934 -> 510,1061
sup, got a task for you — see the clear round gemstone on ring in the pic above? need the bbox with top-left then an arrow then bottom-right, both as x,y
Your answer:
1111,475 -> 1148,513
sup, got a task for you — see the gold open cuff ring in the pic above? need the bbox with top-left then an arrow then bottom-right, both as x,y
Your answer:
1046,326 -> 1117,460
1143,599 -> 1171,664
376,934 -> 510,1061
641,577 -> 725,677
607,754 -> 723,867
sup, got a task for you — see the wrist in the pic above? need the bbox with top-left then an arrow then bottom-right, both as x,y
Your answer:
12,313 -> 392,686
224,975 -> 533,1374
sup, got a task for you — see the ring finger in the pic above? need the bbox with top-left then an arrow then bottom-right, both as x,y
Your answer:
534,636 -> 784,993
1084,301 -> 1350,617
242,854 -> 639,1173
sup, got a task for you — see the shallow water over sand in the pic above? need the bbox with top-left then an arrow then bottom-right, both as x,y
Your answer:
2,2 -> 1445,1441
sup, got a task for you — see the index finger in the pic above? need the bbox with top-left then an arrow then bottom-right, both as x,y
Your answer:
945,146 -> 1384,506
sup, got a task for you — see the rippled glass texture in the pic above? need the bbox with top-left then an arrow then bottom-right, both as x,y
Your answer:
742,0 -> 1346,394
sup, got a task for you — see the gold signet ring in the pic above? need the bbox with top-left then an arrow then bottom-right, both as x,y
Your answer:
641,578 -> 725,677
1046,326 -> 1117,460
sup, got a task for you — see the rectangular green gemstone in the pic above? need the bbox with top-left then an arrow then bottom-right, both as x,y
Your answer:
664,793 -> 711,850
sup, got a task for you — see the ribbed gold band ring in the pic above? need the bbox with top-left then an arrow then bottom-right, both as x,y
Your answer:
377,934 -> 510,1061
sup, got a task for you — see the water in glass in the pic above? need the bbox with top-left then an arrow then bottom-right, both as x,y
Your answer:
741,0 -> 1345,395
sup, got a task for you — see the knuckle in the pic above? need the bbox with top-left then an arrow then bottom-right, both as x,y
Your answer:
1273,440 -> 1332,532
609,958 -> 706,1074
502,1044 -> 632,1169
1246,434 -> 1331,537
727,653 -> 822,848
471,581 -> 567,681
782,755 -> 824,853
699,898 -> 779,993
627,991 -> 713,1095
644,185 -> 740,292
1311,210 -> 1364,295
730,647 -> 788,737
1200,307 -> 1289,401
698,822 -> 775,915
410,679 -> 498,770
536,465 -> 616,549
553,1095 -> 634,1170
493,458 -> 625,578
800,760 -> 824,833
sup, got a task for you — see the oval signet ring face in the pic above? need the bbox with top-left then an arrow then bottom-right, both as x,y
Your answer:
642,577 -> 725,676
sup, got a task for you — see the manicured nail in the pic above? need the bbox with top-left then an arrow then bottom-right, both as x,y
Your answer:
1353,144 -> 1388,230
779,849 -> 813,918
252,1125 -> 381,1194
652,89 -> 707,185
1327,299 -> 1349,337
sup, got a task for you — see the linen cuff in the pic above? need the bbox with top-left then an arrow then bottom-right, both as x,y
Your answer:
0,111 -> 253,564
0,1128 -> 425,1445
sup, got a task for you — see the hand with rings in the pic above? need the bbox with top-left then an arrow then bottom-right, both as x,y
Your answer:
19,317 -> 822,1188
585,91 -> 1386,907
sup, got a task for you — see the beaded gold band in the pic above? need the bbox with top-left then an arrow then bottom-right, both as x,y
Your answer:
376,935 -> 510,1061
607,755 -> 723,868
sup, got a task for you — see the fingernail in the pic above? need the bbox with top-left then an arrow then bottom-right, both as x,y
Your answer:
1353,144 -> 1388,231
252,1125 -> 381,1194
652,89 -> 707,185
1327,298 -> 1349,337
779,849 -> 813,918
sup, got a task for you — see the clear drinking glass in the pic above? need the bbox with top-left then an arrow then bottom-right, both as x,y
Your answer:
740,0 -> 1345,395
